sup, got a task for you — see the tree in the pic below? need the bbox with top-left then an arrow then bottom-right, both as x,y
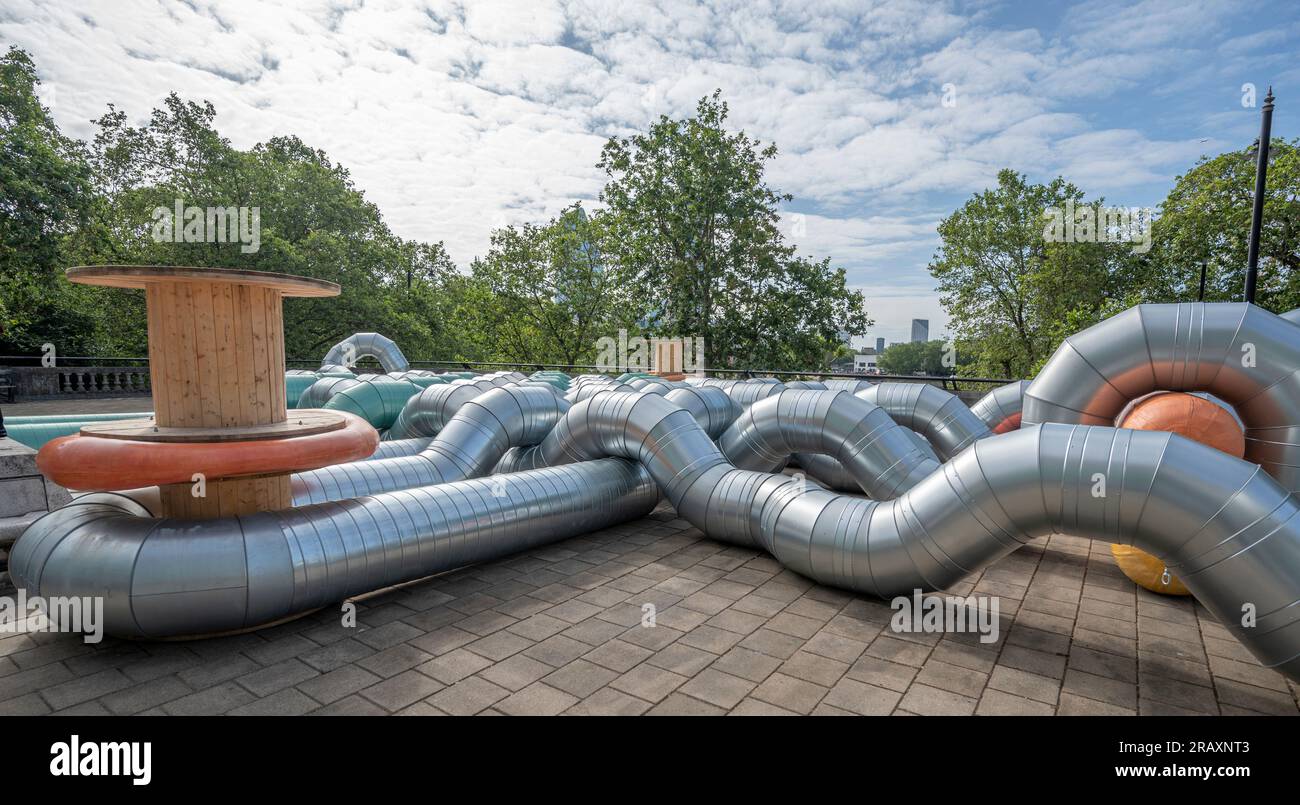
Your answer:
470,204 -> 634,365
3,50 -> 877,374
598,91 -> 869,371
877,340 -> 955,376
928,169 -> 1124,378
0,46 -> 96,354
64,89 -> 478,362
1146,139 -> 1300,310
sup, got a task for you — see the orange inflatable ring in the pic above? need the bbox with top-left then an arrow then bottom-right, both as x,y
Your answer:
991,411 -> 1022,434
1112,392 -> 1245,596
37,411 -> 378,491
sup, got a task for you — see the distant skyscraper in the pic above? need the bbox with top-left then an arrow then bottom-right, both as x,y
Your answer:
876,337 -> 885,353
910,319 -> 929,343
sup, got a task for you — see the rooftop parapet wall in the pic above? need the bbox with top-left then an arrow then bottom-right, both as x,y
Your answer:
0,437 -> 72,547
0,366 -> 151,400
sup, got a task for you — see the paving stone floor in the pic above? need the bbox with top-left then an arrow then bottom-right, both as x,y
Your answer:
2,502 -> 1297,716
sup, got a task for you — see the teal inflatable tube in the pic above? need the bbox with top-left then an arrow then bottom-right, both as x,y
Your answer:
320,377 -> 421,430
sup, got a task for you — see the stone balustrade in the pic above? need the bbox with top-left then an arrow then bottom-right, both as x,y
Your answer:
0,366 -> 151,400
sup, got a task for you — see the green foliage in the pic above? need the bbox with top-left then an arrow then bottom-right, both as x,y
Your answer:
1,54 -> 871,372
0,46 -> 96,353
933,143 -> 1300,379
1147,139 -> 1300,310
929,169 -> 1136,378
469,205 -> 637,365
3,73 -> 477,363
876,340 -> 955,376
598,91 -> 870,371
77,97 -> 474,361
7,44 -> 1298,381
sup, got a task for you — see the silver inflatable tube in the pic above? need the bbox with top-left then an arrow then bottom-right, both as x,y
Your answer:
969,380 -> 1029,431
383,375 -> 522,440
720,380 -> 784,410
822,378 -> 874,393
1023,303 -> 1300,491
292,385 -> 568,504
492,386 -> 739,474
718,390 -> 939,499
387,382 -> 487,440
321,332 -> 410,372
523,392 -> 1300,679
10,458 -> 658,637
566,381 -> 635,403
365,437 -> 435,460
664,386 -> 740,439
855,382 -> 991,459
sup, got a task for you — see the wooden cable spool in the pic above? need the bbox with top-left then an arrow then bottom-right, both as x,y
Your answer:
36,266 -> 375,519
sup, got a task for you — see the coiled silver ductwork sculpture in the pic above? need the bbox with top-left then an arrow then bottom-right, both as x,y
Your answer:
292,384 -> 569,504
11,302 -> 1300,680
1023,303 -> 1300,491
969,380 -> 1029,432
718,389 -> 938,498
466,390 -> 1300,680
855,382 -> 990,460
321,332 -> 410,372
10,459 -> 658,637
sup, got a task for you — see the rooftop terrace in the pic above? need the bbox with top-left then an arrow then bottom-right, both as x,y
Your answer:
2,500 -> 1295,716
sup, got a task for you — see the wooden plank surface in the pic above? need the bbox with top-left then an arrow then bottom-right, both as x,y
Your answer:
80,409 -> 346,442
67,265 -> 339,297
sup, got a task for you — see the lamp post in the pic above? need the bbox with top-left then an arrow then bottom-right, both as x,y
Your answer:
1244,87 -> 1275,304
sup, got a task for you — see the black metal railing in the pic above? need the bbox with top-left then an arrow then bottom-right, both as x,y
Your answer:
4,355 -> 1015,392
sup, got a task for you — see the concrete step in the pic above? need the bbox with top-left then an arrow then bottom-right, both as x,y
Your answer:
0,510 -> 43,550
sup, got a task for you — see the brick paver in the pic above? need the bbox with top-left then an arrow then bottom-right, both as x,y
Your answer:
2,502 -> 1297,715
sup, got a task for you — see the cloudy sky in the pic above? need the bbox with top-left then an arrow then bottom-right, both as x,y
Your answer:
4,0 -> 1297,344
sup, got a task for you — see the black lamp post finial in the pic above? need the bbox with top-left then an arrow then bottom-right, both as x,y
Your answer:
1244,86 -> 1276,304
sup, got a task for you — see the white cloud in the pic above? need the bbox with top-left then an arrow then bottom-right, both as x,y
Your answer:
3,0 -> 1291,344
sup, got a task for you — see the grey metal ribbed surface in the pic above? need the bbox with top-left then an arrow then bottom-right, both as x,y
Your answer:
969,380 -> 1029,431
718,389 -> 937,498
783,380 -> 828,390
321,332 -> 410,372
386,382 -> 486,440
664,386 -> 740,440
292,384 -> 568,504
10,458 -> 657,637
1024,303 -> 1300,491
855,382 -> 991,459
297,375 -> 359,408
364,437 -> 435,460
822,378 -> 874,394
